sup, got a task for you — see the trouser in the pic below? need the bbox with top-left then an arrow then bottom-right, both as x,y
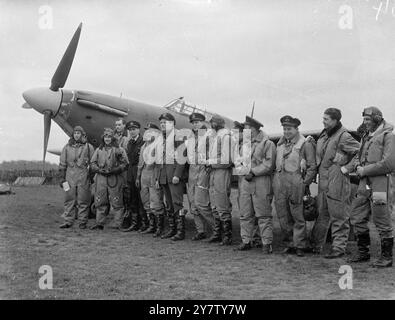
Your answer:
63,183 -> 91,225
188,180 -> 213,233
351,189 -> 393,239
209,168 -> 232,238
273,172 -> 307,249
195,167 -> 214,232
127,165 -> 147,225
150,181 -> 184,217
390,174 -> 395,215
311,190 -> 350,253
239,176 -> 273,245
140,169 -> 155,223
94,174 -> 124,227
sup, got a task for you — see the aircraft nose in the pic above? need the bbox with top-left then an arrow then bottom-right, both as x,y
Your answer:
22,87 -> 62,115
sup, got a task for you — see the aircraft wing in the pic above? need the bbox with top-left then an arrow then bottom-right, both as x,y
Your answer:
47,148 -> 61,156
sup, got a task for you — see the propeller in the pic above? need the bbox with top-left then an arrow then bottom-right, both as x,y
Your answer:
42,111 -> 52,176
251,101 -> 255,117
23,23 -> 82,176
50,22 -> 82,92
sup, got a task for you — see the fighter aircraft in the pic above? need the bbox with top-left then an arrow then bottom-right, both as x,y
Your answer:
21,23 -> 235,168
21,23 -> 359,170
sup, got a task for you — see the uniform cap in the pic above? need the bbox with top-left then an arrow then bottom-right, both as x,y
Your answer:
189,112 -> 206,123
159,112 -> 176,122
126,120 -> 141,129
280,115 -> 301,128
144,122 -> 160,130
233,121 -> 245,130
243,115 -> 263,129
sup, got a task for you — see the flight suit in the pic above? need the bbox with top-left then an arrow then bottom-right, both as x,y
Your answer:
238,131 -> 276,246
152,129 -> 187,239
273,134 -> 317,250
59,139 -> 94,225
137,141 -> 157,233
114,130 -> 129,150
311,125 -> 360,254
350,121 -> 395,264
186,129 -> 213,236
207,128 -> 233,243
90,145 -> 129,228
114,130 -> 129,226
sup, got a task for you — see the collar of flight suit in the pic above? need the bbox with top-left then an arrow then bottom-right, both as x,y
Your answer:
369,121 -> 393,138
277,132 -> 300,147
252,130 -> 268,144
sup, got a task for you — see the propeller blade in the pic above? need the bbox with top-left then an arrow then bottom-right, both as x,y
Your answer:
50,22 -> 82,91
42,111 -> 52,176
21,102 -> 32,109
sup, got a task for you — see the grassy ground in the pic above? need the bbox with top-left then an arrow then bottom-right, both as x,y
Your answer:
0,185 -> 394,299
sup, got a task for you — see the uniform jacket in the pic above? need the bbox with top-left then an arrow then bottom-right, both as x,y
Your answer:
153,129 -> 188,184
207,128 -> 232,169
356,120 -> 395,201
238,131 -> 276,202
90,144 -> 129,175
316,123 -> 360,200
59,139 -> 94,187
276,133 -> 317,185
126,134 -> 144,183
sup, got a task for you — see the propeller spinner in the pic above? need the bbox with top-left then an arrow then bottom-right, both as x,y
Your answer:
22,23 -> 82,175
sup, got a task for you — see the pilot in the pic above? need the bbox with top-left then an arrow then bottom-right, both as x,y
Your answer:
273,116 -> 317,257
121,120 -> 148,232
205,115 -> 233,245
350,107 -> 395,267
232,120 -> 261,248
152,112 -> 188,241
114,118 -> 129,150
59,126 -> 94,229
310,108 -> 360,258
186,112 -> 212,241
135,123 -> 161,235
113,118 -> 129,228
90,128 -> 129,230
235,116 -> 276,253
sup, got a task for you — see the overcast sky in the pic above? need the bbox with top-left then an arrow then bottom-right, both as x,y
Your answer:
1,0 -> 395,163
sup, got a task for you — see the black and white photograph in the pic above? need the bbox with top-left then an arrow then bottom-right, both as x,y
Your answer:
1,0 -> 395,305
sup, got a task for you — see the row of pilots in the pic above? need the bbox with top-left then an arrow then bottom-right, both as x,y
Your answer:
58,106 -> 395,268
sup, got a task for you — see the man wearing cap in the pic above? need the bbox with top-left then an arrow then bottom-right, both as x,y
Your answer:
349,107 -> 395,267
186,112 -> 212,240
59,126 -> 95,229
310,108 -> 360,258
205,114 -> 233,245
235,116 -> 276,253
233,121 -> 263,249
90,128 -> 129,230
273,116 -> 317,257
122,120 -> 148,232
136,123 -> 161,235
152,112 -> 187,240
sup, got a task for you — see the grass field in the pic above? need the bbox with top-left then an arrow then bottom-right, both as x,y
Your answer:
1,185 -> 394,299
